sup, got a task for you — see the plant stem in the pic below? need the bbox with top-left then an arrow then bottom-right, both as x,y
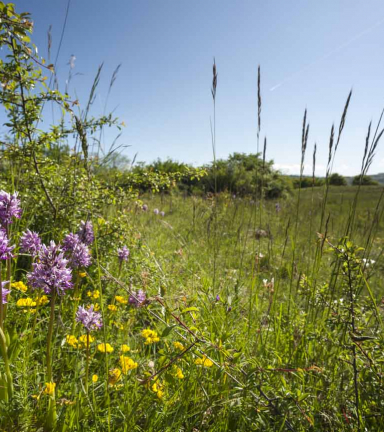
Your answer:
85,331 -> 90,394
46,291 -> 56,382
45,291 -> 57,430
0,262 -> 3,329
0,325 -> 13,400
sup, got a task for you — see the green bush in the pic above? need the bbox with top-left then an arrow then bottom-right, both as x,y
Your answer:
352,175 -> 378,186
329,172 -> 347,186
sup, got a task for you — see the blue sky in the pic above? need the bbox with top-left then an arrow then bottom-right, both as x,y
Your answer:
13,0 -> 384,175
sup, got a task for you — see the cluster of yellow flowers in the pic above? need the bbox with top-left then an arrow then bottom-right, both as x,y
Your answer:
141,329 -> 160,345
87,290 -> 100,299
11,281 -> 27,292
151,380 -> 164,399
43,382 -> 56,396
17,298 -> 36,307
121,344 -> 130,353
108,304 -> 118,312
174,366 -> 184,379
104,352 -> 138,386
98,343 -> 114,353
115,295 -> 128,305
36,295 -> 49,306
119,355 -> 138,374
16,295 -> 49,311
66,334 -> 95,349
173,341 -> 184,351
195,356 -> 213,367
66,335 -> 78,348
108,368 -> 122,386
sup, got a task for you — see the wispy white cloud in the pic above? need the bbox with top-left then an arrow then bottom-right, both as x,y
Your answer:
270,17 -> 384,92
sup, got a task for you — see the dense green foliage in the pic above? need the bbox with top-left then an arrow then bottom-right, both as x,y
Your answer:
199,153 -> 291,198
292,176 -> 324,188
131,153 -> 292,198
329,173 -> 347,186
352,175 -> 379,186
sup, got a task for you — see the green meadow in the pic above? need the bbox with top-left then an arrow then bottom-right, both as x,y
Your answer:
0,2 -> 384,431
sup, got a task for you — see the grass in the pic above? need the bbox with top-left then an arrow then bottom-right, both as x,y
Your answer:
0,180 -> 383,432
33,184 -> 380,431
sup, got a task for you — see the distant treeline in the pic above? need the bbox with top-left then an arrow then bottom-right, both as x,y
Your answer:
131,153 -> 292,199
292,173 -> 379,188
99,152 -> 381,198
38,147 -> 380,199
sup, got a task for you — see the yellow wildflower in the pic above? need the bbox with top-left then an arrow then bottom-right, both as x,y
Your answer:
141,329 -> 160,345
195,356 -> 213,367
11,281 -> 27,292
24,309 -> 36,314
79,272 -> 87,278
120,355 -> 138,374
115,295 -> 128,305
108,304 -> 118,312
87,290 -> 100,299
87,303 -> 100,311
43,382 -> 56,396
92,374 -> 98,383
121,344 -> 130,353
174,366 -> 184,379
17,298 -> 36,307
108,368 -> 121,386
36,295 -> 49,306
79,334 -> 95,346
151,381 -> 164,399
173,341 -> 184,351
66,335 -> 78,348
97,343 -> 114,353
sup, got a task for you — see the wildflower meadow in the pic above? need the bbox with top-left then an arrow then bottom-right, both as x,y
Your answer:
0,2 -> 384,431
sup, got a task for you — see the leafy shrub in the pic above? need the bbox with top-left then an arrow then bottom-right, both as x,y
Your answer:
352,175 -> 378,186
329,172 -> 347,186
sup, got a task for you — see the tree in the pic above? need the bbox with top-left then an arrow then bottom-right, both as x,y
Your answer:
352,175 -> 378,186
200,152 -> 291,199
329,173 -> 347,186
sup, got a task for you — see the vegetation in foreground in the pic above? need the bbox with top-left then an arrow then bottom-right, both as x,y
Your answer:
0,3 -> 384,431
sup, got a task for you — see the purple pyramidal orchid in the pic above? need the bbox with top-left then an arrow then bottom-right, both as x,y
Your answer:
129,289 -> 146,307
76,305 -> 103,331
0,190 -> 22,226
118,246 -> 129,262
77,220 -> 94,245
20,229 -> 42,257
27,241 -> 73,295
1,282 -> 10,304
63,233 -> 91,268
0,229 -> 14,260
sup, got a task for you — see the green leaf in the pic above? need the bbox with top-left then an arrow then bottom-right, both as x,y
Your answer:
161,325 -> 176,337
181,307 -> 199,314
